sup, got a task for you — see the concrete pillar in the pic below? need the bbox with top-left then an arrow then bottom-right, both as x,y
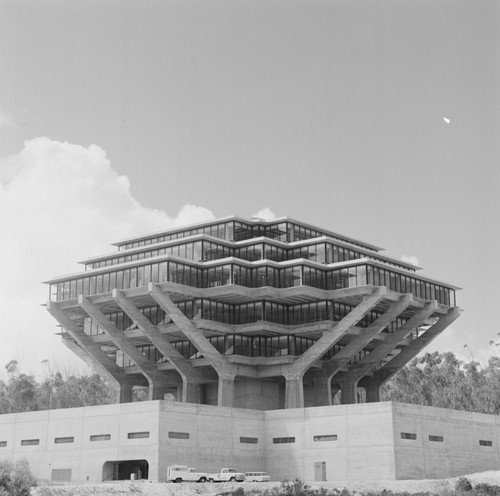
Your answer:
284,374 -> 304,409
182,380 -> 201,404
149,381 -> 167,401
119,382 -> 134,403
218,374 -> 235,407
340,377 -> 358,405
360,375 -> 382,403
312,377 -> 331,406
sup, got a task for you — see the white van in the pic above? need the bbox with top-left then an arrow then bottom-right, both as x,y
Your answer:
167,465 -> 208,483
245,472 -> 271,482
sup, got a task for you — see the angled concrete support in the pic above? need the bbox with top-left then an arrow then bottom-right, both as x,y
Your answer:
339,301 -> 439,393
292,287 -> 387,373
113,289 -> 203,403
149,284 -> 249,407
47,301 -> 137,403
79,295 -> 168,401
279,287 -> 386,409
376,306 -> 462,384
322,294 -> 412,380
61,332 -> 136,403
149,284 -> 228,370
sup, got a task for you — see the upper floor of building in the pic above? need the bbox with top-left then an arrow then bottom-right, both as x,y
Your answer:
45,216 -> 459,307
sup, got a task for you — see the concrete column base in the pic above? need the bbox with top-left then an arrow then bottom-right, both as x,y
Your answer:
312,377 -> 331,406
285,376 -> 304,409
360,375 -> 383,403
218,375 -> 235,407
182,381 -> 201,404
340,377 -> 359,405
149,382 -> 168,401
118,383 -> 134,403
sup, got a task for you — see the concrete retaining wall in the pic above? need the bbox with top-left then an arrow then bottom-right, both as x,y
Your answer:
0,401 -> 498,483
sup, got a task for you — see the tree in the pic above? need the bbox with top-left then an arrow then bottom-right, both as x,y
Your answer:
0,365 -> 115,414
37,372 -> 115,410
382,351 -> 500,415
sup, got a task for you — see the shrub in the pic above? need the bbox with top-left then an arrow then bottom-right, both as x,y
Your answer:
0,459 -> 36,496
218,487 -> 246,496
455,477 -> 473,492
470,483 -> 500,496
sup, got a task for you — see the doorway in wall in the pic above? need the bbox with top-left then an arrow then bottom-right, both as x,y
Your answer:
314,462 -> 326,481
102,460 -> 149,481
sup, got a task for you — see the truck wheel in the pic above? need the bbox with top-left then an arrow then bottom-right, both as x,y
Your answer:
175,478 -> 182,483
230,477 -> 236,482
209,478 -> 214,483
199,477 -> 207,483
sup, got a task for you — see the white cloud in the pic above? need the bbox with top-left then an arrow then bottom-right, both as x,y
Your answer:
401,254 -> 420,267
252,207 -> 277,221
0,137 -> 214,378
171,204 -> 215,227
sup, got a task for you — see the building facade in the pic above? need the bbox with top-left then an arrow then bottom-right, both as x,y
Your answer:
44,216 -> 460,409
1,401 -> 499,483
0,216 -> 476,484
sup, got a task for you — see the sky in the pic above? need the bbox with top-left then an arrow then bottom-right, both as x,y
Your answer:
0,0 -> 499,379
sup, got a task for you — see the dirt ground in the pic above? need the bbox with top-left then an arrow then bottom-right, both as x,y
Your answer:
30,470 -> 500,495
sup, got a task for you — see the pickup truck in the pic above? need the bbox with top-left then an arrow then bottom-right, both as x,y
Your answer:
208,468 -> 246,482
167,465 -> 208,483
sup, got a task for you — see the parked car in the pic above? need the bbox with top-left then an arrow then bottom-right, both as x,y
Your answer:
245,472 -> 271,482
208,468 -> 246,482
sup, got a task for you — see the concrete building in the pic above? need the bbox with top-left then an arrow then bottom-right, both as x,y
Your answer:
2,216 -> 481,483
1,401 -> 500,483
44,216 -> 460,409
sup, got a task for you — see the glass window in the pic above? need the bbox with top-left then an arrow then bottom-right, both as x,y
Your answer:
240,437 -> 258,444
129,267 -> 137,288
128,432 -> 150,439
479,440 -> 492,447
273,437 -> 295,444
168,432 -> 189,439
313,434 -> 337,442
95,275 -> 103,294
54,437 -> 74,444
122,269 -> 130,289
401,432 -> 417,440
428,435 -> 443,442
102,273 -> 110,293
21,439 -> 39,446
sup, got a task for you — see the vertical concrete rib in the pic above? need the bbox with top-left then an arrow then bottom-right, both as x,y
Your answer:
79,295 -> 167,401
